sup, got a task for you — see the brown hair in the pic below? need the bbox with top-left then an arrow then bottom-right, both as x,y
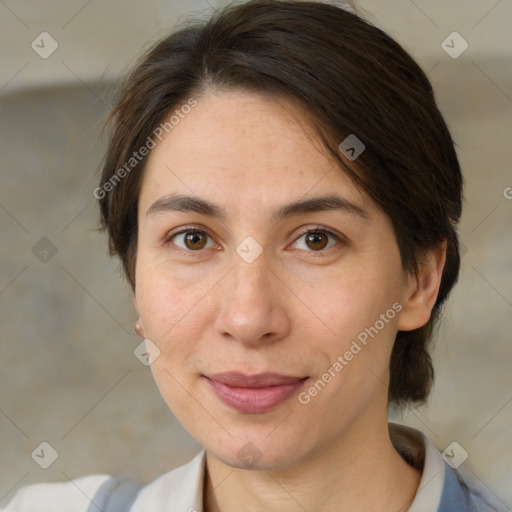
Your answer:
98,0 -> 463,407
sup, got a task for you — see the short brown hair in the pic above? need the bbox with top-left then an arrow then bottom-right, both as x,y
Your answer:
98,0 -> 463,407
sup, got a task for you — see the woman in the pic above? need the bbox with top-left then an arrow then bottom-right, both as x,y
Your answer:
5,0 -> 505,510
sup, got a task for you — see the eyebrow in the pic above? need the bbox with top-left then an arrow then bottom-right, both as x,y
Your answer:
146,193 -> 368,222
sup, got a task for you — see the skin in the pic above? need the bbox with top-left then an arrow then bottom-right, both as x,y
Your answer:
133,89 -> 446,512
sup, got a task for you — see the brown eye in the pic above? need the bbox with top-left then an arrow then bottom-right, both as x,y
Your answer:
291,227 -> 341,252
184,231 -> 207,250
168,229 -> 214,251
305,231 -> 329,250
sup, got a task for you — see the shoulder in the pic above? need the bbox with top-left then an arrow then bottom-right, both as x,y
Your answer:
2,450 -> 206,512
2,474 -> 113,512
389,422 -> 507,512
440,464 -> 508,512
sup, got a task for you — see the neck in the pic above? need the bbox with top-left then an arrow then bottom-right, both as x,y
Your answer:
203,419 -> 421,512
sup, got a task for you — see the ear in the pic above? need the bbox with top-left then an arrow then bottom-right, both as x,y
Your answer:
396,240 -> 447,331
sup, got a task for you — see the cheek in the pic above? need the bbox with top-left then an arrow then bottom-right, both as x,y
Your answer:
298,287 -> 398,424
135,270 -> 208,415
134,265 -> 208,362
298,267 -> 401,396
301,263 -> 401,341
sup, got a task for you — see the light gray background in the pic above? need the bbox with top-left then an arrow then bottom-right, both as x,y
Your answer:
1,0 -> 511,508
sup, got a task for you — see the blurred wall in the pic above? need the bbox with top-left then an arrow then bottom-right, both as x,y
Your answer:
1,0 -> 511,508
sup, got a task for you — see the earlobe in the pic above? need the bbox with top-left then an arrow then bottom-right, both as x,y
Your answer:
133,319 -> 145,337
131,291 -> 145,337
396,241 -> 447,332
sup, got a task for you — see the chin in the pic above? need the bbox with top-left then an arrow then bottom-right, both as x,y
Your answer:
205,432 -> 308,472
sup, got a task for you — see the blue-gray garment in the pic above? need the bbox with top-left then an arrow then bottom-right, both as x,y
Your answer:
438,463 -> 506,511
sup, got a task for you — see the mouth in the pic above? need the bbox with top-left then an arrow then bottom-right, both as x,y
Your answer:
205,371 -> 308,387
203,372 -> 309,413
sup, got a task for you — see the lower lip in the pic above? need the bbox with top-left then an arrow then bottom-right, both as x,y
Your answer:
205,377 -> 309,413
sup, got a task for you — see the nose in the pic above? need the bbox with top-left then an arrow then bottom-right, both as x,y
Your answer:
213,255 -> 291,348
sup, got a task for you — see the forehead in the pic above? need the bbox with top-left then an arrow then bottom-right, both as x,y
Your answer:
140,90 -> 372,215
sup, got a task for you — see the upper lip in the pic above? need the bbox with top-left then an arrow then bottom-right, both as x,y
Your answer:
205,372 -> 308,388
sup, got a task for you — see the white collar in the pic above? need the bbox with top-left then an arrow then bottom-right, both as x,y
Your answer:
389,422 -> 445,511
130,447 -> 206,511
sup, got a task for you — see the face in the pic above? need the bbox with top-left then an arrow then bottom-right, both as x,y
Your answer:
134,90 -> 417,471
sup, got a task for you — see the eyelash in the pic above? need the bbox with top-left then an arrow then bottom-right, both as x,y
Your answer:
163,224 -> 344,257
